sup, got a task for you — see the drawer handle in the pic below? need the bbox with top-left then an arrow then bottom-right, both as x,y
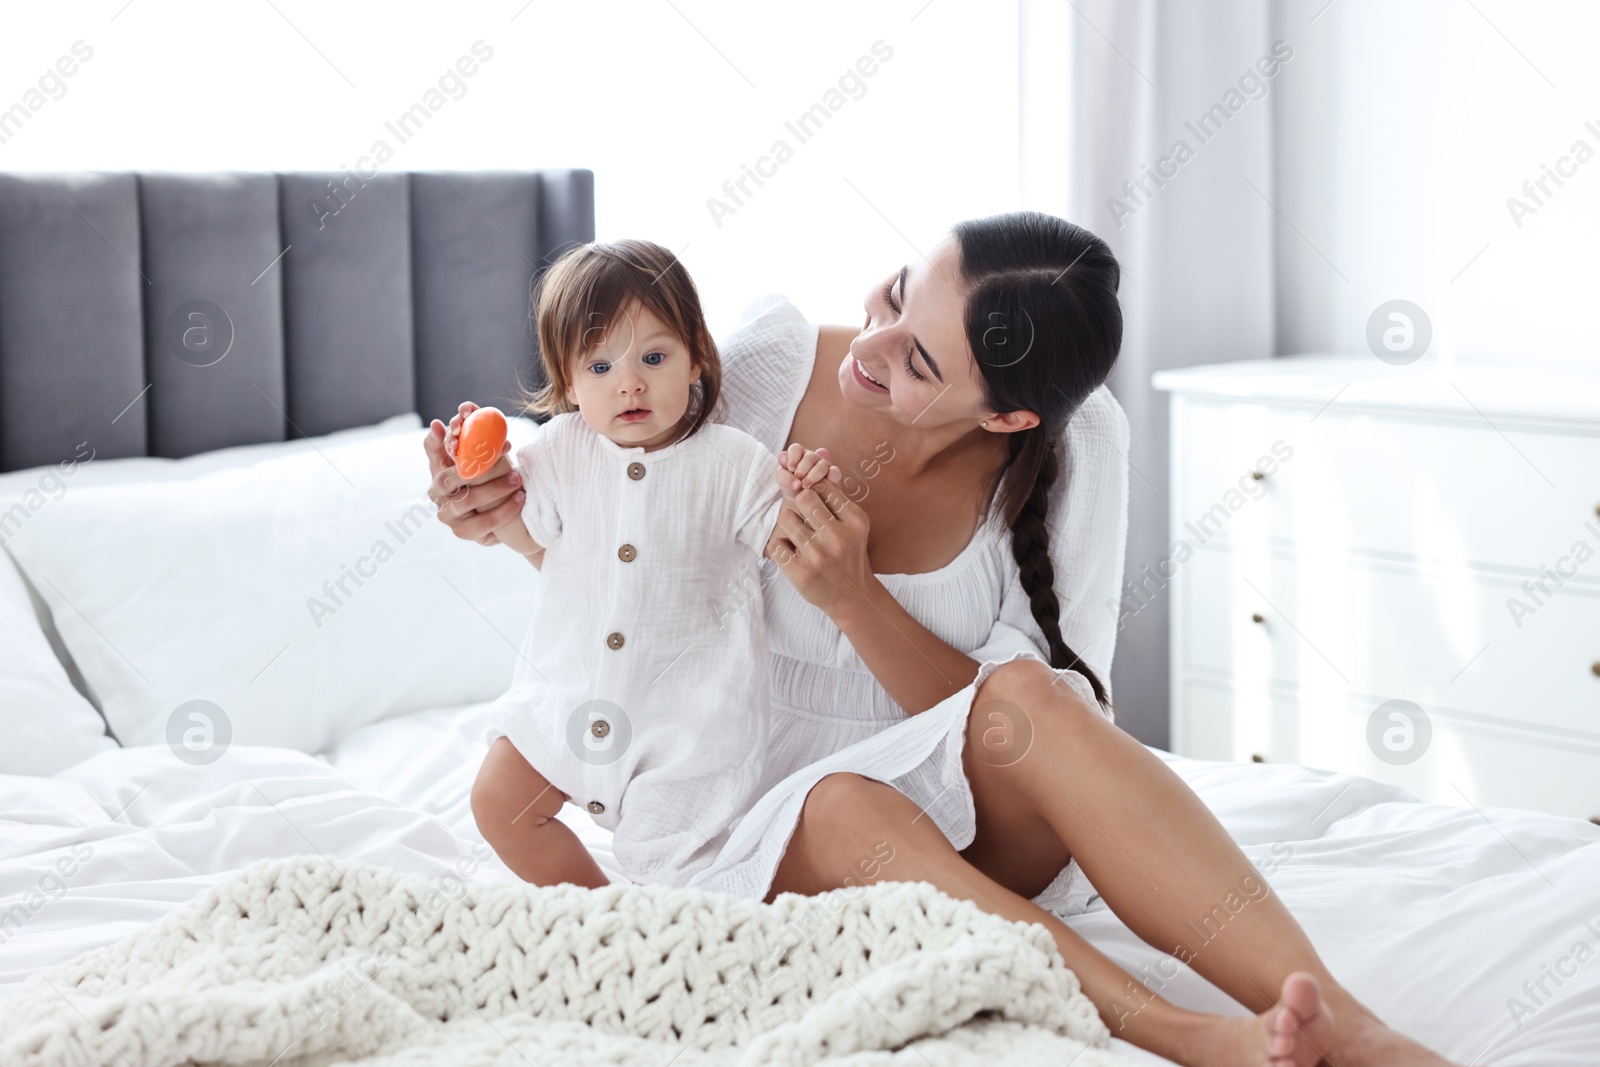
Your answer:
1251,613 -> 1266,624
1592,661 -> 1600,678
1250,470 -> 1267,481
1251,753 -> 1267,763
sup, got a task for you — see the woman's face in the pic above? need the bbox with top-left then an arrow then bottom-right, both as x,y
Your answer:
839,235 -> 993,429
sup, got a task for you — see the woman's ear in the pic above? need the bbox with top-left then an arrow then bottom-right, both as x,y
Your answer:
984,408 -> 1040,434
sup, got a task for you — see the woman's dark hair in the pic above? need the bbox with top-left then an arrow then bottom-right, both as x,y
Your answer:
952,212 -> 1123,711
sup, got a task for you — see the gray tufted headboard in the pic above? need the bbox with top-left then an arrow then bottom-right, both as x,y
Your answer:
0,169 -> 594,473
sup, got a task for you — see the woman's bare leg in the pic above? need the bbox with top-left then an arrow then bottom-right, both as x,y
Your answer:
471,737 -> 610,889
957,658 -> 1460,1066
769,771 -> 1326,1067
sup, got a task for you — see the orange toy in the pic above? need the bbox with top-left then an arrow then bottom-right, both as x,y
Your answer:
454,406 -> 508,480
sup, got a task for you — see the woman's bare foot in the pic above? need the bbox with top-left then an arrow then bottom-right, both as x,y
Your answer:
1267,973 -> 1328,1064
1280,972 -> 1465,1067
1174,972 -> 1328,1066
1330,1001 -> 1466,1067
1170,971 -> 1468,1067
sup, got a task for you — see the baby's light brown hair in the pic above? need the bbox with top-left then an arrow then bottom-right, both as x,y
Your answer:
520,239 -> 722,444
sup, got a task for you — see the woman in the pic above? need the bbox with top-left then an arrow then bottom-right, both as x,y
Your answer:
426,212 -> 1461,1067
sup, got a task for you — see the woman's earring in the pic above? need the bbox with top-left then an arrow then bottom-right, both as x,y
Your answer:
981,420 -> 989,428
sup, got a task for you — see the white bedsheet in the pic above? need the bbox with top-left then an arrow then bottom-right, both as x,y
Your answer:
324,700 -> 625,881
3,702 -> 1596,1066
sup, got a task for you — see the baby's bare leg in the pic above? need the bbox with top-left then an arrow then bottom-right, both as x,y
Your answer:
471,737 -> 610,888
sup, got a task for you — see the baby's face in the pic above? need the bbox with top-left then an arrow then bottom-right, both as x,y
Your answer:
564,300 -> 701,451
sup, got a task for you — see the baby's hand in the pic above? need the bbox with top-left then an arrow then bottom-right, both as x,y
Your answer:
777,444 -> 841,494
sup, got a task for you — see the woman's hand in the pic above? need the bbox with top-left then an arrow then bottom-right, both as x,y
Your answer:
766,449 -> 874,618
424,404 -> 526,547
440,402 -> 474,468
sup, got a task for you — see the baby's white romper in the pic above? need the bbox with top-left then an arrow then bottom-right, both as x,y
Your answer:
485,411 -> 784,888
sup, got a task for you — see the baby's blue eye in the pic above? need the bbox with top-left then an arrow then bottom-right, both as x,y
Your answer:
643,351 -> 665,366
588,361 -> 610,375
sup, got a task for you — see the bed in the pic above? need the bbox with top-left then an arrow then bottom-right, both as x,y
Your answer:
0,170 -> 1595,1066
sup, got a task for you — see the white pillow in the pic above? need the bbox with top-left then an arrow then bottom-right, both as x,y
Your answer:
3,418 -> 539,754
0,412 -> 424,753
0,546 -> 116,775
0,412 -> 422,499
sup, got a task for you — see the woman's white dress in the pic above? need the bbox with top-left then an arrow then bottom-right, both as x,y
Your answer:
683,295 -> 1131,919
485,411 -> 784,888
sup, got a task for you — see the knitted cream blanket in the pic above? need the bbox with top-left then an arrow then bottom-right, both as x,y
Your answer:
1,856 -> 1135,1067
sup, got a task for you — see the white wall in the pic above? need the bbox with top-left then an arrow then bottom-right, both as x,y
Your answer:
0,0 -> 1020,336
1273,0 -> 1600,367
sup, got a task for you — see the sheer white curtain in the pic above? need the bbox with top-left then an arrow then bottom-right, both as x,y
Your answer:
1020,0 -> 1279,745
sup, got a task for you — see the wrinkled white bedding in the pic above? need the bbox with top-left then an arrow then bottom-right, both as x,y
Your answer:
3,701 -> 1597,1066
2,856 -> 1128,1067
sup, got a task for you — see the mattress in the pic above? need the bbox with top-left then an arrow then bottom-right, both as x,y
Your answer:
3,699 -> 1596,1066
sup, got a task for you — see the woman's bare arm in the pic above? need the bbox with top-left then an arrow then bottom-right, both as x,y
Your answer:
833,574 -> 981,714
765,327 -> 985,714
768,480 -> 979,716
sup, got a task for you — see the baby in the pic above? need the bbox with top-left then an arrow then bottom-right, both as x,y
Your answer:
458,239 -> 836,890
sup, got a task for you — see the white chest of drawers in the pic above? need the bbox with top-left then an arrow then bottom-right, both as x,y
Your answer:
1153,356 -> 1600,821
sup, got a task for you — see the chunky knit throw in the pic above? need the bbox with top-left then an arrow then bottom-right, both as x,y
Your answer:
1,856 -> 1134,1066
